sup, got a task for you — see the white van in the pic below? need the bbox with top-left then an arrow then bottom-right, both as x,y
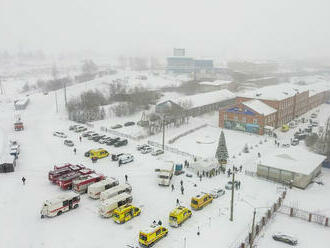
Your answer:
40,192 -> 80,218
87,177 -> 119,199
157,164 -> 174,186
100,184 -> 132,201
98,193 -> 133,218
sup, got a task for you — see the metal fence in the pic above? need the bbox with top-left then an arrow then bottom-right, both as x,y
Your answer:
279,205 -> 329,227
100,126 -> 147,141
168,124 -> 208,144
147,140 -> 202,160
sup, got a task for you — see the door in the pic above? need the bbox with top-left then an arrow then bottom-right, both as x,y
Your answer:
69,200 -> 73,209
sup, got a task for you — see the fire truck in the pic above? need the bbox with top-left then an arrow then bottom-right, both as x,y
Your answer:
48,164 -> 85,183
57,168 -> 95,190
14,121 -> 24,131
72,173 -> 105,194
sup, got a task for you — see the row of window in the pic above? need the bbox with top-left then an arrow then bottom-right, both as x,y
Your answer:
224,114 -> 258,124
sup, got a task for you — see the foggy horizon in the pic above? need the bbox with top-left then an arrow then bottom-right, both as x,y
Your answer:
1,0 -> 330,61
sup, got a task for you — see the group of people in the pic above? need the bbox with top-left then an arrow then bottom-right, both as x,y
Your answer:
171,180 -> 184,195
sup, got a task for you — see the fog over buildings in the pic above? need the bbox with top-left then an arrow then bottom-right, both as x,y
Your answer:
1,0 -> 330,60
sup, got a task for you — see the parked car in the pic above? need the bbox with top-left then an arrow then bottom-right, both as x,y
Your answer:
311,113 -> 317,118
64,140 -> 74,147
289,122 -> 295,128
304,127 -> 312,133
53,131 -> 67,138
282,143 -> 290,148
75,126 -> 87,132
294,132 -> 307,140
272,233 -> 297,246
291,139 -> 299,146
114,139 -> 128,147
88,133 -> 99,140
225,181 -> 239,190
111,153 -> 124,161
209,188 -> 225,198
151,149 -> 164,156
93,135 -> 106,142
106,137 -> 120,146
82,131 -> 94,137
124,121 -> 135,127
118,154 -> 134,164
111,124 -> 123,129
69,124 -> 79,130
281,125 -> 289,132
137,144 -> 149,150
141,146 -> 153,154
312,121 -> 318,127
98,137 -> 110,144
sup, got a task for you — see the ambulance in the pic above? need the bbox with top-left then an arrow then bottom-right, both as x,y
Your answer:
169,206 -> 192,227
112,204 -> 141,224
100,184 -> 132,201
98,193 -> 132,218
87,177 -> 119,199
139,225 -> 168,247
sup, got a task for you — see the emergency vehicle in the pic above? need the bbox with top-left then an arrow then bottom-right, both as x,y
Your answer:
98,193 -> 132,218
191,193 -> 213,210
40,192 -> 80,218
169,206 -> 192,227
57,168 -> 94,190
48,164 -> 84,183
112,204 -> 141,224
139,225 -> 168,247
72,173 -> 105,194
88,177 -> 119,199
89,148 -> 109,160
100,184 -> 132,201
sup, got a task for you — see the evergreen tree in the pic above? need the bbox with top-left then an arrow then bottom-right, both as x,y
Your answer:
215,131 -> 229,166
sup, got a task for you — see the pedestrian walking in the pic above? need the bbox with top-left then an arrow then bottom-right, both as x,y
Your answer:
125,174 -> 128,182
79,136 -> 82,142
158,220 -> 162,226
176,198 -> 180,206
238,181 -> 241,189
22,177 -> 26,185
181,186 -> 184,195
180,180 -> 183,186
118,160 -> 122,167
73,147 -> 77,155
171,184 -> 174,191
239,165 -> 242,172
199,175 -> 202,181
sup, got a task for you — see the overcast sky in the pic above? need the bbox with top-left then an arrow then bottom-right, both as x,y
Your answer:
1,0 -> 330,60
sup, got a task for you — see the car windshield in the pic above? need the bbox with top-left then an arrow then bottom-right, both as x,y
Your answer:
191,200 -> 198,205
139,234 -> 147,241
169,216 -> 177,221
159,175 -> 169,179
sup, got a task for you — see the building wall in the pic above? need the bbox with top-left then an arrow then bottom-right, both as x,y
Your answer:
294,91 -> 309,117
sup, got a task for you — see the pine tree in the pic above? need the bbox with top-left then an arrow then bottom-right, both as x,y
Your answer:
215,131 -> 229,167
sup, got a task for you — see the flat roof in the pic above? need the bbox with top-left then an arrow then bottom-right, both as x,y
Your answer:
258,148 -> 325,175
242,99 -> 277,116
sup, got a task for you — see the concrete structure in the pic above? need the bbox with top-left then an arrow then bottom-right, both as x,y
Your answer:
257,148 -> 325,189
219,99 -> 277,135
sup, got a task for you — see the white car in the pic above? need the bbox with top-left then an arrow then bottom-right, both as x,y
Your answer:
151,149 -> 164,156
75,126 -> 87,132
137,144 -> 149,150
118,154 -> 134,165
141,146 -> 153,154
53,131 -> 67,138
88,133 -> 99,140
209,188 -> 225,198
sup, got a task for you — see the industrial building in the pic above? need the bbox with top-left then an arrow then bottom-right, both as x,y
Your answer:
257,148 -> 325,189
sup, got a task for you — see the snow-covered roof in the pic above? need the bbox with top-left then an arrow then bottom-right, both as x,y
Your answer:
298,82 -> 330,97
199,80 -> 232,86
176,89 -> 235,109
100,192 -> 131,206
46,192 -> 79,205
258,148 -> 325,175
242,99 -> 277,116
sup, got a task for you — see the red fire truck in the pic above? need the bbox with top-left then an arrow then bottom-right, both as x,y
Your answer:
57,168 -> 95,190
72,173 -> 105,194
48,164 -> 85,183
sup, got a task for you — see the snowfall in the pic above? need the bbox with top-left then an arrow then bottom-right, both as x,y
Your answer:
0,71 -> 330,248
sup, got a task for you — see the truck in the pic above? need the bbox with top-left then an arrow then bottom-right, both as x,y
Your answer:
72,173 -> 105,194
157,163 -> 174,186
87,177 -> 119,199
100,184 -> 132,201
48,164 -> 85,183
98,193 -> 133,218
57,168 -> 95,190
40,192 -> 80,218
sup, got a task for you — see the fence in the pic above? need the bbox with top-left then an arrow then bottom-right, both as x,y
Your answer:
147,140 -> 202,160
229,191 -> 287,248
100,126 -> 147,141
168,124 -> 207,144
279,205 -> 329,227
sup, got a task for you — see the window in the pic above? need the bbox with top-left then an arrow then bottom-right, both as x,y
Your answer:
156,229 -> 161,236
63,200 -> 69,206
242,117 -> 246,123
253,119 -> 258,124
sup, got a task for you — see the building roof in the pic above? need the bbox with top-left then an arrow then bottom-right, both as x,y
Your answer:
242,99 -> 277,116
258,148 -> 326,175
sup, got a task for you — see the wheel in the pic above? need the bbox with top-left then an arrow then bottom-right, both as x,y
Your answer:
73,204 -> 79,209
57,211 -> 62,216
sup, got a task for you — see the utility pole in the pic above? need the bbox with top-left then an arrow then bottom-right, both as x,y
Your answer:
250,209 -> 256,248
0,77 -> 4,95
162,116 -> 165,150
55,91 -> 58,113
63,80 -> 67,107
230,164 -> 235,221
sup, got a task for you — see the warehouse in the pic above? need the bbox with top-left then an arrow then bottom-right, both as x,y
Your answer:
257,148 -> 325,189
0,155 -> 16,173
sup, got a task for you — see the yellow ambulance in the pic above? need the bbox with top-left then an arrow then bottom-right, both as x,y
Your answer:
112,204 -> 141,224
169,206 -> 192,227
139,225 -> 168,247
191,193 -> 213,210
89,148 -> 109,160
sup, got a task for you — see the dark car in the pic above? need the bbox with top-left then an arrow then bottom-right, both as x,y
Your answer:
111,153 -> 124,161
106,137 -> 120,146
294,132 -> 306,140
64,140 -> 74,147
272,233 -> 297,246
111,124 -> 123,129
93,135 -> 106,142
84,150 -> 92,157
124,121 -> 135,127
114,139 -> 128,147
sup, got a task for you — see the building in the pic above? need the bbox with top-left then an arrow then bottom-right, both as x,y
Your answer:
219,99 -> 277,135
156,89 -> 236,118
257,148 -> 325,189
173,48 -> 185,56
14,97 -> 30,110
0,154 -> 16,173
227,61 -> 278,75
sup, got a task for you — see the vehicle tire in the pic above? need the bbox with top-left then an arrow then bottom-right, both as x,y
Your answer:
57,211 -> 62,216
73,204 -> 79,209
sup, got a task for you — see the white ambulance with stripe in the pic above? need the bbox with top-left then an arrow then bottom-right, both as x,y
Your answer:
87,177 -> 119,199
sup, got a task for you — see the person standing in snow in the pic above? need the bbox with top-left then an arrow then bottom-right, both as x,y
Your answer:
22,177 -> 26,185
181,186 -> 184,195
79,136 -> 82,142
176,198 -> 180,206
73,147 -> 77,155
171,184 -> 174,191
125,174 -> 128,182
180,180 -> 183,186
158,220 -> 162,226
